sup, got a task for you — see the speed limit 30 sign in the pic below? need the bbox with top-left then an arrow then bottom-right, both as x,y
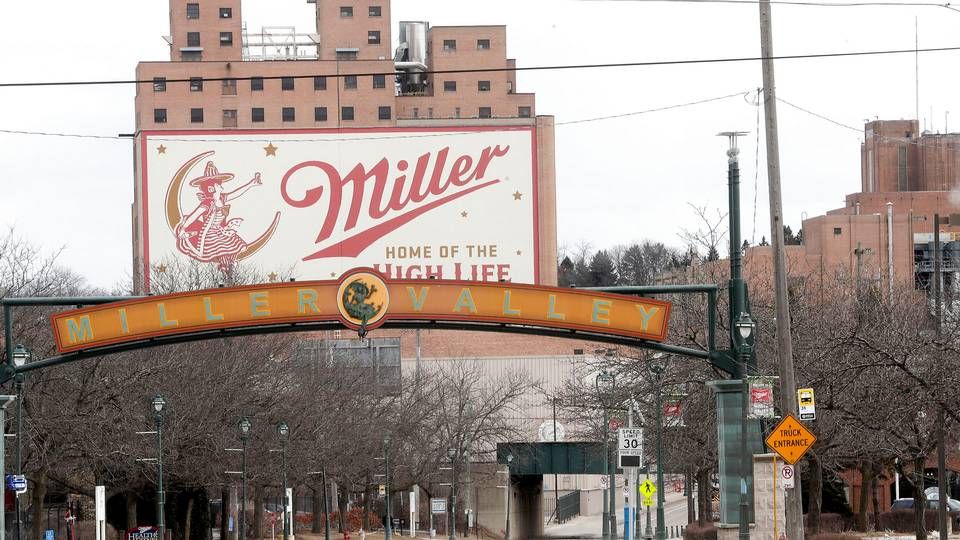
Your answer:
617,428 -> 643,468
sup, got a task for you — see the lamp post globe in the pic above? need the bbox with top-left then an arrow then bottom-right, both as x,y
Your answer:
277,421 -> 289,438
152,394 -> 166,414
239,417 -> 252,438
12,344 -> 30,367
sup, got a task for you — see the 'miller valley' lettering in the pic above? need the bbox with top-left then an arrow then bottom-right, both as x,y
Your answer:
280,144 -> 511,261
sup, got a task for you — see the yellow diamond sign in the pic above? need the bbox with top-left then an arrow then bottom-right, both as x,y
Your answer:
765,413 -> 816,465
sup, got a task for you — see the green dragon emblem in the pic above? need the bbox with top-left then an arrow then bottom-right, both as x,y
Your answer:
342,279 -> 383,324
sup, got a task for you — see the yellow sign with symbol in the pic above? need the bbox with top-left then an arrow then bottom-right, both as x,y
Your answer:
640,479 -> 656,506
765,413 -> 817,465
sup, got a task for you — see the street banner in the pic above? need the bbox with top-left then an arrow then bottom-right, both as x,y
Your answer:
748,377 -> 776,419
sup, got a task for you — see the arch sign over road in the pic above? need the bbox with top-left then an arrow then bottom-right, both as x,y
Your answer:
51,268 -> 671,354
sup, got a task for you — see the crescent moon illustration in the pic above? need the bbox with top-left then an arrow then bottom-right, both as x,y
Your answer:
164,150 -> 281,261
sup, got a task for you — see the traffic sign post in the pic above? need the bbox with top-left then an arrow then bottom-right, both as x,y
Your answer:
780,464 -> 795,489
639,479 -> 656,507
798,388 -> 816,420
617,428 -> 643,468
765,414 -> 817,465
6,474 -> 26,494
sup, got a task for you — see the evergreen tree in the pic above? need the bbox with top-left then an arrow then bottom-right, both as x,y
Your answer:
558,256 -> 576,287
588,250 -> 618,286
759,236 -> 770,246
617,244 -> 645,285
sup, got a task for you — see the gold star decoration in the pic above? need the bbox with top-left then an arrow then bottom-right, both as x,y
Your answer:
461,211 -> 468,218
513,191 -> 523,200
156,263 -> 168,273
264,143 -> 278,156
330,272 -> 337,278
157,145 -> 167,154
267,272 -> 278,282
516,250 -> 522,256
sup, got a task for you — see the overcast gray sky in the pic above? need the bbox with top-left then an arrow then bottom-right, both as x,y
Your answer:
2,0 -> 959,289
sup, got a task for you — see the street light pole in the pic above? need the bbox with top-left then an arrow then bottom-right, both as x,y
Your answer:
12,344 -> 30,540
447,448 -> 458,540
385,435 -> 393,540
504,454 -> 513,540
322,467 -> 331,540
151,395 -> 167,540
595,370 -> 614,540
277,422 -> 290,540
735,314 -> 756,540
239,417 -> 252,540
649,364 -> 666,540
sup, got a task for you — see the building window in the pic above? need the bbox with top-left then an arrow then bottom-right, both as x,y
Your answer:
220,7 -> 232,18
251,77 -> 264,91
282,107 -> 295,122
478,107 -> 492,119
336,50 -> 358,61
443,81 -> 456,92
186,3 -> 199,19
442,39 -> 456,51
378,106 -> 391,120
153,77 -> 166,92
314,76 -> 327,90
833,227 -> 842,235
188,77 -> 203,91
220,32 -> 233,46
413,107 -> 420,119
340,6 -> 353,17
344,75 -> 357,89
252,108 -> 265,123
222,78 -> 237,95
369,5 -> 382,16
187,32 -> 200,47
181,51 -> 202,61
478,80 -> 490,92
428,107 -> 433,118
373,74 -> 386,89
518,106 -> 532,118
223,109 -> 238,128
368,31 -> 381,44
315,107 -> 328,122
477,39 -> 491,50
191,108 -> 204,123
455,107 -> 461,118
342,106 -> 355,121
154,109 -> 167,123
281,77 -> 295,91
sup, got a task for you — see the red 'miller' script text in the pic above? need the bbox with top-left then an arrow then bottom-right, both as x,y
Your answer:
280,144 -> 511,261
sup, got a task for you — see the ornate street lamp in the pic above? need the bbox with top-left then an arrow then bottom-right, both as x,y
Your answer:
447,447 -> 458,540
151,394 -> 167,540
594,370 -> 615,540
277,421 -> 290,540
239,417 -> 252,540
647,357 -> 667,540
504,453 -> 513,540
12,344 -> 29,540
735,312 -> 756,540
384,435 -> 393,540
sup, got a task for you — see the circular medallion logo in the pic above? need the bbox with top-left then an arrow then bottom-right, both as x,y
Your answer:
336,270 -> 390,329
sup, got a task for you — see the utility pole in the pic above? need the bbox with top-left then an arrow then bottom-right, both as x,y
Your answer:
758,0 -> 803,538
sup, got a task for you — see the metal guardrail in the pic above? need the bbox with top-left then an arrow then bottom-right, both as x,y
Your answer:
555,490 -> 580,524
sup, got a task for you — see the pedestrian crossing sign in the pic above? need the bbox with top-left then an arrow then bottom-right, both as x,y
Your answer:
640,479 -> 656,506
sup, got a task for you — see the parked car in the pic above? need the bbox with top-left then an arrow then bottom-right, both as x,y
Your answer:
890,497 -> 960,511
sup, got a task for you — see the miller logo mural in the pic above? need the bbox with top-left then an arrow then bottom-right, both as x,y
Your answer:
139,128 -> 540,290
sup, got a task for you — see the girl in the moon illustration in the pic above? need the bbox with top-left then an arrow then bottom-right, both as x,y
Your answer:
175,161 -> 262,271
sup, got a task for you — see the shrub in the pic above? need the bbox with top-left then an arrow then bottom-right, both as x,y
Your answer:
683,524 -> 717,540
876,509 -> 951,532
809,534 -> 858,540
804,513 -> 854,533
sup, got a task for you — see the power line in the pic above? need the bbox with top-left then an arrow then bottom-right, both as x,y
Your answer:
0,90 -> 751,142
3,45 -> 960,88
581,0 -> 960,11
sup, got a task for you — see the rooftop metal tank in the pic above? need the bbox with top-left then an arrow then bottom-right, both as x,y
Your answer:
398,21 -> 428,65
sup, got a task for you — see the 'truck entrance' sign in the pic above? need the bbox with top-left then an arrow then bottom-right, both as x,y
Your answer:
51,268 -> 671,353
764,414 -> 816,465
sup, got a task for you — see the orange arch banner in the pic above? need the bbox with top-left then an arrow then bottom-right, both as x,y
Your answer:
51,268 -> 671,353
